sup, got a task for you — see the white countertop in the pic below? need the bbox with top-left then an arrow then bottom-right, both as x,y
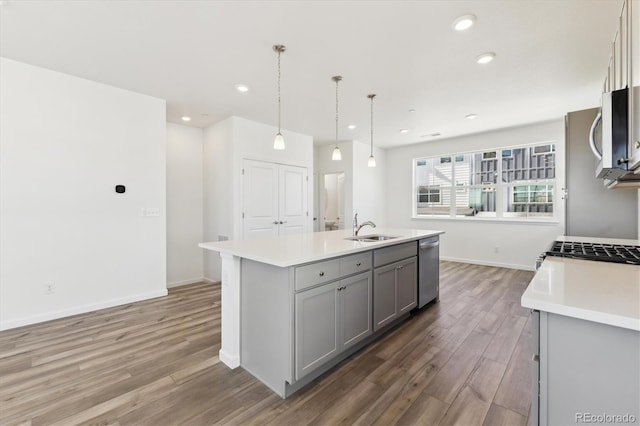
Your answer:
521,236 -> 640,331
199,228 -> 443,268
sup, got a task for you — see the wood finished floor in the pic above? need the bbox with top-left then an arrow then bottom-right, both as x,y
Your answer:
0,261 -> 534,426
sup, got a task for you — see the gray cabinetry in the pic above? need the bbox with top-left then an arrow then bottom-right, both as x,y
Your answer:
396,257 -> 417,315
373,242 -> 418,331
239,238 -> 433,398
531,310 -> 640,425
373,263 -> 396,329
340,272 -> 372,350
295,281 -> 339,380
295,262 -> 372,380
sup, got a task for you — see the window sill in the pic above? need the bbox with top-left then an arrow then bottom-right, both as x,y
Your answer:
411,215 -> 561,225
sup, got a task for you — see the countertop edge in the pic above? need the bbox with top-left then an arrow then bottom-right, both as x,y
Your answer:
521,294 -> 640,332
199,230 -> 444,268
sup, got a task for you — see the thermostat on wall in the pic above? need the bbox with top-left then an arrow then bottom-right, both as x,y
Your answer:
115,185 -> 126,193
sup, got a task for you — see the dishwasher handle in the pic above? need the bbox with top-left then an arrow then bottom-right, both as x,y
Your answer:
420,240 -> 440,250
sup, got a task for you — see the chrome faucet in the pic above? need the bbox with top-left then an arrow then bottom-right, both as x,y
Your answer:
352,213 -> 358,236
355,220 -> 376,236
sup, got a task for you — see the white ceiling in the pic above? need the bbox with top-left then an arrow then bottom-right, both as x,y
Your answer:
0,0 -> 623,148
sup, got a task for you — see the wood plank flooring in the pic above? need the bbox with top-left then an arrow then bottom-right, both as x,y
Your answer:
0,261 -> 534,425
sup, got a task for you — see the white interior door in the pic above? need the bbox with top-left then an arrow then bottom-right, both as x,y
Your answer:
243,160 -> 278,240
279,165 -> 308,235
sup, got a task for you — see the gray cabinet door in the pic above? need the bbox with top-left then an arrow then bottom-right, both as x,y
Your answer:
340,271 -> 372,350
295,281 -> 339,380
396,257 -> 417,315
373,263 -> 398,331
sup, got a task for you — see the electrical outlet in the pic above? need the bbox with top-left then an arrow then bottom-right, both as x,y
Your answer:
45,281 -> 55,295
141,208 -> 160,217
494,246 -> 500,254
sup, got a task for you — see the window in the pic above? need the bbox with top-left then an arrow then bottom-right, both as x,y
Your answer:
414,143 -> 556,220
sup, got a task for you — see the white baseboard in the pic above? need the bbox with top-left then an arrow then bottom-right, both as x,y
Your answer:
167,277 -> 211,288
0,289 -> 168,331
440,256 -> 535,272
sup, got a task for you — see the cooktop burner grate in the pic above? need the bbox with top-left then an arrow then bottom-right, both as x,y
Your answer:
545,241 -> 640,265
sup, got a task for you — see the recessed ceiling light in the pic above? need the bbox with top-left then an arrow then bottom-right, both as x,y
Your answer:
347,124 -> 357,130
476,52 -> 496,64
181,116 -> 192,122
420,133 -> 441,138
409,109 -> 416,113
400,129 -> 409,134
452,14 -> 476,31
235,84 -> 250,93
466,114 -> 478,119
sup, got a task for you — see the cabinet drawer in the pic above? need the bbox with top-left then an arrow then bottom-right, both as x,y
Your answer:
295,259 -> 340,291
340,252 -> 372,277
374,241 -> 417,267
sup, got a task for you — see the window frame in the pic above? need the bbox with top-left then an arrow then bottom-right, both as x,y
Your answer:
412,141 -> 558,222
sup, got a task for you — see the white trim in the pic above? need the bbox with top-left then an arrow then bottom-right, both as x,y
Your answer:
0,289 -> 168,331
411,215 -> 560,225
441,256 -> 535,272
167,277 -> 211,288
202,277 -> 219,284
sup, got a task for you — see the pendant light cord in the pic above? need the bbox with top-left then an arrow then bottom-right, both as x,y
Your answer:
369,94 -> 375,156
335,78 -> 339,142
277,49 -> 281,133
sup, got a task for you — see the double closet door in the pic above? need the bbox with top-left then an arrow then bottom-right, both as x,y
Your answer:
243,159 -> 309,240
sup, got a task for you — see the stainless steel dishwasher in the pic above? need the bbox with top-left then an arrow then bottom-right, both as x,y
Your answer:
417,236 -> 439,308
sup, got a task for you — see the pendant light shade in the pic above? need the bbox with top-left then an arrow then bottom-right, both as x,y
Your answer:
273,44 -> 286,150
331,75 -> 343,161
274,133 -> 285,150
367,93 -> 377,168
332,146 -> 342,161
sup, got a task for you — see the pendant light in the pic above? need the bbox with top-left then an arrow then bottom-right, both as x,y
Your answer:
331,76 -> 343,161
273,44 -> 286,150
367,94 -> 377,167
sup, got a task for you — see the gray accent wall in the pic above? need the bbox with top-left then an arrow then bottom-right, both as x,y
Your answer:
565,108 -> 637,239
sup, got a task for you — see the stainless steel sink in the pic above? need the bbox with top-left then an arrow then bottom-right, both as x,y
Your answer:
344,234 -> 401,242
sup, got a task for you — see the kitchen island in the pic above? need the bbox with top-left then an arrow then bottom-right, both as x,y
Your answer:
199,227 -> 443,397
521,236 -> 640,425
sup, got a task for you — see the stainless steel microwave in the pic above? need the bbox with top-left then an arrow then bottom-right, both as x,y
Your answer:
589,86 -> 640,187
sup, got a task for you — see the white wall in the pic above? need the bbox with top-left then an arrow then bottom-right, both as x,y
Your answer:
353,141 -> 387,227
0,58 -> 167,330
166,123 -> 204,287
386,120 -> 565,270
203,116 -> 314,281
203,118 -> 234,281
314,142 -> 354,230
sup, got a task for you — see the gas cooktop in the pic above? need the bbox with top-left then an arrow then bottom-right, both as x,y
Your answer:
545,240 -> 640,266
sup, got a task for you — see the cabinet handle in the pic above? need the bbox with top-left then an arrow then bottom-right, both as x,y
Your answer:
356,262 -> 361,267
273,221 -> 279,225
280,221 -> 287,224
397,265 -> 404,270
532,354 -> 540,362
319,271 -> 325,277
